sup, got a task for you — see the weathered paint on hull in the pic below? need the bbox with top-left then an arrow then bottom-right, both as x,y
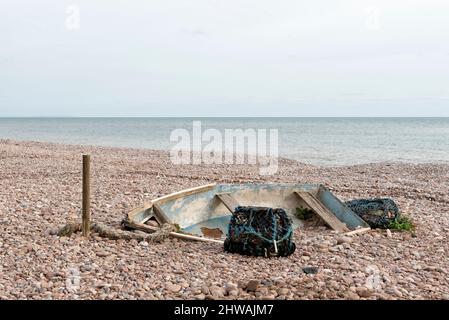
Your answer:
126,183 -> 369,240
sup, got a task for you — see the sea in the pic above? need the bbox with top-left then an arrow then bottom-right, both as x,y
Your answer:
0,117 -> 448,166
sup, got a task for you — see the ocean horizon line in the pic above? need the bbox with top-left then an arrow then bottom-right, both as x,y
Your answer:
1,116 -> 449,119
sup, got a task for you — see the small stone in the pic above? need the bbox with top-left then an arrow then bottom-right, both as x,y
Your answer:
96,251 -> 109,257
139,241 -> 149,247
386,229 -> 392,238
346,292 -> 360,300
337,236 -> 353,244
393,266 -> 401,273
277,288 -> 289,296
146,220 -> 159,227
209,286 -> 225,298
228,290 -> 239,297
225,282 -> 238,294
201,285 -> 210,295
213,262 -> 227,268
166,284 -> 181,293
44,272 -> 57,280
356,287 -> 372,298
302,266 -> 319,275
392,287 -> 403,297
256,287 -> 269,295
383,274 -> 392,283
96,282 -> 111,289
194,294 -> 205,300
245,280 -> 259,292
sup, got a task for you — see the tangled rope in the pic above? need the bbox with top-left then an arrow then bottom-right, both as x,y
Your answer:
55,221 -> 175,242
224,206 -> 296,257
345,198 -> 400,229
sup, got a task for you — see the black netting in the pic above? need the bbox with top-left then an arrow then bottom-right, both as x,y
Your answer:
224,206 -> 296,257
345,198 -> 400,229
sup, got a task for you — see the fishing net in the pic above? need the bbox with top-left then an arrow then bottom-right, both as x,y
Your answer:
344,198 -> 400,229
224,206 -> 296,257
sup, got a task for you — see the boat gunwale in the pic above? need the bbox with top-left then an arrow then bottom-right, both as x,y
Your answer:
126,183 -> 217,222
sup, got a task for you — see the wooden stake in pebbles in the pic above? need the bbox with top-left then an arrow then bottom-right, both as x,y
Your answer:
82,154 -> 91,237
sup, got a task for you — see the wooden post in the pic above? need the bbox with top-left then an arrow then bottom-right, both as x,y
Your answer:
82,154 -> 91,237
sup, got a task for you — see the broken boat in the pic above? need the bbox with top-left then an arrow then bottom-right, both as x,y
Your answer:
123,183 -> 371,243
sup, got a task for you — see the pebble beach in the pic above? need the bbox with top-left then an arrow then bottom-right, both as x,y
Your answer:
0,139 -> 448,300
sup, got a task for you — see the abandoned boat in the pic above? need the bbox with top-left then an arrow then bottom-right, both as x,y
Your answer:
123,183 -> 370,243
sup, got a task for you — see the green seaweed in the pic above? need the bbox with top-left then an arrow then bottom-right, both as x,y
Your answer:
295,207 -> 314,220
388,216 -> 415,232
173,223 -> 182,232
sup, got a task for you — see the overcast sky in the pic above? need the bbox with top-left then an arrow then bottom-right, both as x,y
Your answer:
1,0 -> 449,117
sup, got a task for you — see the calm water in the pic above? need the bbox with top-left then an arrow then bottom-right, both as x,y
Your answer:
0,118 -> 448,166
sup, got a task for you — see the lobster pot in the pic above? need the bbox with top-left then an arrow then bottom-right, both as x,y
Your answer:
224,206 -> 296,257
344,198 -> 400,229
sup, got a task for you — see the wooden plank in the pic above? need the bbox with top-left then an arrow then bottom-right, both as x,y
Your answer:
152,183 -> 216,205
152,203 -> 172,225
216,193 -> 240,212
344,227 -> 371,237
82,155 -> 91,238
294,191 -> 350,233
123,220 -> 224,244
